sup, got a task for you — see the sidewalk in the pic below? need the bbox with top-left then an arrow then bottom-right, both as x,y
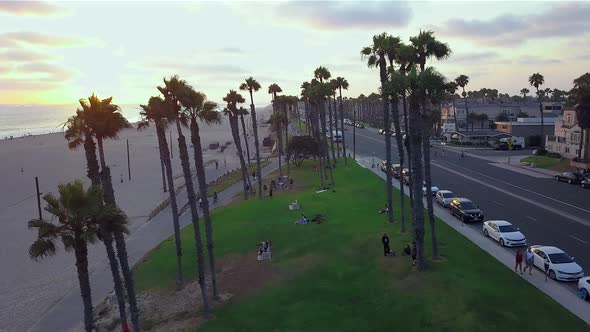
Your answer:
29,158 -> 280,332
355,156 -> 590,326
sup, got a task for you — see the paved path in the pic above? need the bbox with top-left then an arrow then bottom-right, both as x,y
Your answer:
355,156 -> 590,326
28,159 -> 279,332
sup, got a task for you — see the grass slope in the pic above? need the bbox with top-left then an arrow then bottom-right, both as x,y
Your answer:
134,160 -> 589,332
522,155 -> 571,171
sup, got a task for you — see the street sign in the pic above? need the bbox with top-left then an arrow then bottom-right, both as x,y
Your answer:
507,139 -> 513,150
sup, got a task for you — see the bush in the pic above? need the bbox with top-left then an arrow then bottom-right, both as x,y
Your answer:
287,135 -> 319,167
547,152 -> 561,159
535,148 -> 548,156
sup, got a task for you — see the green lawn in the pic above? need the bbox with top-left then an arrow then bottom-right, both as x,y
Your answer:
521,155 -> 571,170
134,160 -> 589,332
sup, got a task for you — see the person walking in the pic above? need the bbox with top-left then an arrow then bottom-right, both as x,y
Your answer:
515,249 -> 523,274
215,160 -> 219,170
381,233 -> 391,256
269,186 -> 273,198
525,247 -> 534,275
544,258 -> 550,282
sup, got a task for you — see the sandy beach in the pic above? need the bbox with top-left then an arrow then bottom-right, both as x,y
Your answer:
0,106 -> 272,331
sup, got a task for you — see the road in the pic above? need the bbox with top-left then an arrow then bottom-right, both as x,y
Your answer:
344,126 -> 590,283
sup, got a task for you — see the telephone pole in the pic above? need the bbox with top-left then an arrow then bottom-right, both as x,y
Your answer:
127,139 -> 131,181
35,177 -> 42,220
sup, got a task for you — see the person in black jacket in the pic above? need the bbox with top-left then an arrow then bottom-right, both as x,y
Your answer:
382,233 -> 391,256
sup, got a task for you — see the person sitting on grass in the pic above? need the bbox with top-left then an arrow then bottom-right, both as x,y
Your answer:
402,243 -> 411,256
294,214 -> 308,224
378,204 -> 389,214
258,240 -> 271,255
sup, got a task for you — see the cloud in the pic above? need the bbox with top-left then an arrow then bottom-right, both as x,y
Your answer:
276,1 -> 412,30
436,2 -> 590,47
0,31 -> 82,47
218,47 -> 244,54
140,62 -> 248,76
0,49 -> 54,62
0,78 -> 60,90
0,1 -> 63,16
517,55 -> 562,65
452,51 -> 499,63
15,62 -> 74,81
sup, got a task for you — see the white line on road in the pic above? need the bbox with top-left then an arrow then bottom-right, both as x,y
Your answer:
436,159 -> 590,215
492,201 -> 505,206
526,216 -> 537,221
570,235 -> 588,244
432,161 -> 590,227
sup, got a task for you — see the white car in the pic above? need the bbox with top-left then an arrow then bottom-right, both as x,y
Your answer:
422,181 -> 439,196
530,245 -> 584,281
435,190 -> 455,207
578,277 -> 590,301
482,220 -> 526,247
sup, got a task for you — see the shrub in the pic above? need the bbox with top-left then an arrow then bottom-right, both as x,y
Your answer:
535,148 -> 548,156
547,152 -> 561,159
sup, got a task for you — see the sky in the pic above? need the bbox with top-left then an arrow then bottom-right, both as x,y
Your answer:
0,0 -> 589,107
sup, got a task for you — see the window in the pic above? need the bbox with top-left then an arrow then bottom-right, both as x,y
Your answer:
572,132 -> 581,143
537,250 -> 547,259
565,147 -> 570,153
544,106 -> 552,110
566,114 -> 571,124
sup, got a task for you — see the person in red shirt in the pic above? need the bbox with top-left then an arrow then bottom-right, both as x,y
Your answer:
515,249 -> 523,274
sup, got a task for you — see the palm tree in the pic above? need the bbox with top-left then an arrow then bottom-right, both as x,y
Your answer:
302,81 -> 326,188
63,110 -> 100,187
314,67 -> 334,180
335,77 -> 349,165
240,77 -> 264,198
570,73 -> 590,160
223,90 -> 251,200
520,88 -> 530,104
411,30 -> 451,262
138,96 -> 184,291
455,75 -> 470,131
479,113 -> 489,129
328,79 -> 338,163
529,73 -> 545,146
445,82 -> 459,131
309,78 -> 335,186
237,106 -> 251,166
544,87 -> 552,102
268,83 -> 283,176
179,87 -> 221,300
159,76 -> 210,317
28,181 -> 101,332
75,94 -> 140,331
361,32 -> 395,223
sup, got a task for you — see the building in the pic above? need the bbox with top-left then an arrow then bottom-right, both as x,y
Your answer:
443,129 -> 510,146
495,117 -> 557,147
546,109 -> 584,160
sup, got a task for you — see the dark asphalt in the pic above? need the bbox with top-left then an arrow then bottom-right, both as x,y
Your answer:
344,126 -> 590,282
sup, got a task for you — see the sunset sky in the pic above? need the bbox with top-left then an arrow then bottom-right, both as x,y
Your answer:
0,1 -> 588,106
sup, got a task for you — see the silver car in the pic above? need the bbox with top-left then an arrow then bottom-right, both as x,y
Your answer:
435,190 -> 455,207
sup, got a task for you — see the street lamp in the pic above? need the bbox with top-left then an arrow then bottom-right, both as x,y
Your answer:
372,152 -> 375,168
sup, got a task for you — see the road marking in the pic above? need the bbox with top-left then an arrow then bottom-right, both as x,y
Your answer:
435,159 -> 590,215
526,216 -> 536,221
570,235 -> 588,244
492,200 -> 504,206
432,161 -> 590,227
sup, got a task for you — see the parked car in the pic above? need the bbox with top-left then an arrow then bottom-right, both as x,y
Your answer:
379,160 -> 387,172
392,164 -> 403,178
581,178 -> 590,189
554,172 -> 586,184
378,129 -> 385,135
435,190 -> 455,207
530,245 -> 584,281
482,220 -> 526,247
579,277 -> 590,301
422,181 -> 439,196
402,168 -> 410,184
449,198 -> 484,222
355,123 -> 365,128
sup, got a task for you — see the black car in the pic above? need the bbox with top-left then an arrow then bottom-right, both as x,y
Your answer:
582,178 -> 590,189
554,172 -> 586,185
449,198 -> 484,222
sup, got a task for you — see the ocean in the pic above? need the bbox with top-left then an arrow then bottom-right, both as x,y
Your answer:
0,104 -> 143,139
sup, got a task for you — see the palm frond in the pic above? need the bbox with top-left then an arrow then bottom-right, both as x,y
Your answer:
29,239 -> 57,261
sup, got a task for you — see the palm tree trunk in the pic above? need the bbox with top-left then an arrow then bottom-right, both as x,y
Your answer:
538,89 -> 545,147
189,118 -> 219,299
161,158 -> 168,192
328,98 -> 336,164
83,134 -> 100,186
334,96 -> 341,159
248,90 -> 263,199
229,115 -> 250,200
320,102 -> 335,185
277,121 -> 283,178
74,236 -> 93,332
409,101 -> 426,270
402,93 -> 414,225
285,116 -> 291,177
240,114 -> 251,166
353,104 -> 356,159
339,89 -> 347,165
452,98 -> 459,132
103,235 -> 128,327
422,116 -> 438,259
391,99 -> 406,232
156,124 -> 183,289
463,89 -> 469,132
174,120 -> 210,318
379,59 -> 394,223
312,104 -> 326,188
94,140 -> 139,329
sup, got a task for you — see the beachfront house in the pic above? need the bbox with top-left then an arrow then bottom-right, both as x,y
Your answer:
546,109 -> 587,161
